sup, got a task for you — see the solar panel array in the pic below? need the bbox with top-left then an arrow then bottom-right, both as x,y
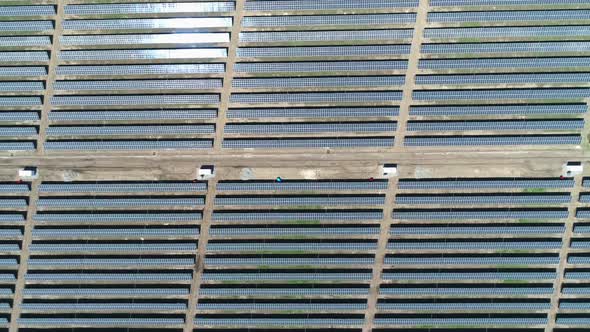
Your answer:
0,1 -> 588,152
47,1 -> 232,151
0,3 -> 53,152
197,179 -> 386,328
224,0 -> 415,149
2,175 -> 588,330
382,177 -> 575,328
409,0 -> 590,148
0,183 -> 29,330
19,181 -> 206,330
3,0 -> 590,331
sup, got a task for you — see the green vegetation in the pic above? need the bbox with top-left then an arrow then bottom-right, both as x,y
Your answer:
292,205 -> 324,210
274,310 -> 306,314
455,38 -> 488,43
523,188 -> 546,193
584,134 -> 590,151
460,22 -> 485,28
286,219 -> 321,225
220,280 -> 242,285
495,249 -> 532,254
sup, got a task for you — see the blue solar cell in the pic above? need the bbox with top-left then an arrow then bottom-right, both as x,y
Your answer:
385,256 -> 558,265
202,272 -> 371,281
416,73 -> 590,85
228,107 -> 398,118
37,197 -> 204,207
426,26 -> 590,39
198,303 -> 365,310
30,243 -> 197,252
57,64 -> 224,76
51,95 -> 219,106
64,18 -> 232,30
429,10 -> 590,22
422,42 -> 590,54
33,212 -> 201,222
0,67 -> 46,76
22,302 -> 187,311
233,76 -> 404,88
0,21 -> 53,31
396,193 -> 570,204
24,288 -> 189,296
378,302 -> 550,310
46,125 -> 215,136
419,58 -> 590,70
231,91 -> 402,103
384,271 -> 555,280
405,135 -> 581,146
18,318 -> 184,326
54,79 -> 222,91
39,182 -> 205,193
0,184 -> 29,192
244,14 -> 416,27
224,137 -> 394,148
237,45 -> 411,58
375,317 -> 547,326
399,178 -> 574,189
215,195 -> 384,206
410,105 -> 586,116
0,6 -> 55,16
407,120 -> 584,131
235,61 -> 407,73
44,140 -> 213,150
59,49 -> 228,61
556,318 -> 590,325
213,211 -> 382,221
225,122 -> 395,134
49,110 -> 216,121
194,318 -> 363,326
206,257 -> 373,266
33,227 -> 198,238
217,180 -> 387,191
414,89 -> 590,101
431,0 -> 589,5
0,36 -> 49,47
207,242 -> 375,251
0,112 -> 39,121
240,30 -> 412,42
26,273 -> 192,281
0,51 -> 48,62
199,287 -> 367,296
0,97 -> 41,106
0,127 -> 37,136
65,2 -> 235,15
29,258 -> 194,266
392,225 -> 565,235
388,240 -> 561,250
393,209 -> 567,219
380,287 -> 553,295
245,0 -> 419,10
61,33 -> 229,46
0,214 -> 25,222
